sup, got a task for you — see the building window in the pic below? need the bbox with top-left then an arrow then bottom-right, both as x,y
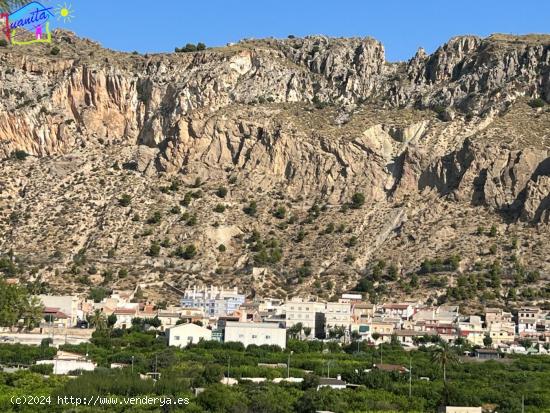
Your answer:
252,335 -> 257,339
174,336 -> 180,340
266,335 -> 271,339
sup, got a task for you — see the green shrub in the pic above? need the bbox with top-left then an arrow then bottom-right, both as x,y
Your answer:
529,98 -> 545,108
350,193 -> 365,209
216,186 -> 228,198
218,244 -> 226,252
214,204 -> 226,213
0,39 -> 8,47
147,211 -> 162,224
12,150 -> 29,160
50,46 -> 60,55
118,194 -> 131,207
243,201 -> 257,216
29,363 -> 54,374
176,245 -> 197,260
148,242 -> 160,257
273,206 -> 286,219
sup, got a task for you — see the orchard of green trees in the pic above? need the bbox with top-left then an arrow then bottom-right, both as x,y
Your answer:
1,327 -> 550,412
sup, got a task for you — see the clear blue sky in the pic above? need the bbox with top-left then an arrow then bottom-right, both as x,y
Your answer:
45,0 -> 550,61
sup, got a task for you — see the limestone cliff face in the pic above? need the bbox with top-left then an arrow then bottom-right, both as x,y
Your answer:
0,32 -> 549,224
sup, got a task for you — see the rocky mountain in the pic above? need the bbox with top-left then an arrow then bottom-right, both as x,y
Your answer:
0,31 -> 549,310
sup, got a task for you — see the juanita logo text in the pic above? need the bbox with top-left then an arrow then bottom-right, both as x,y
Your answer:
9,4 -> 53,30
1,1 -> 74,45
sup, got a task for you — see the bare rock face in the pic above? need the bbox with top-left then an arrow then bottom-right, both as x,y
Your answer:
522,175 -> 550,223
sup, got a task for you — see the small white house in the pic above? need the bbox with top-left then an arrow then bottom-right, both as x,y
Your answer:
167,323 -> 212,348
36,351 -> 96,375
224,322 -> 286,349
317,376 -> 347,390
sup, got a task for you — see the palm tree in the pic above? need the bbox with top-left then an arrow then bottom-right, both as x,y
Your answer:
0,1 -> 26,13
431,343 -> 459,383
88,310 -> 107,330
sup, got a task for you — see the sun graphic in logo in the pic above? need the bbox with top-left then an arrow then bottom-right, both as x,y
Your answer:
55,3 -> 75,23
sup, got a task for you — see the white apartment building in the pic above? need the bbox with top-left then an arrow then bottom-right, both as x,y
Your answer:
325,301 -> 352,330
224,322 -> 287,349
283,299 -> 326,339
168,323 -> 212,348
181,286 -> 245,317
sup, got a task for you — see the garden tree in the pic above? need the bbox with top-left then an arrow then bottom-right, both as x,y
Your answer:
431,343 -> 459,383
0,256 -> 19,276
107,313 -> 117,328
197,384 -> 248,413
89,287 -> 108,303
328,325 -> 346,339
351,330 -> 361,341
350,192 -> 365,209
303,327 -> 312,338
371,332 -> 381,341
20,295 -> 43,330
287,323 -> 303,339
0,279 -> 43,329
88,310 -> 107,330
248,385 -> 298,413
483,334 -> 493,347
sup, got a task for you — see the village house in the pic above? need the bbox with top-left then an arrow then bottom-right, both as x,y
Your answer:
224,321 -> 287,349
317,375 -> 347,390
157,310 -> 182,331
37,295 -> 81,327
484,308 -> 513,327
167,323 -> 212,348
36,351 -> 96,375
517,307 -> 542,334
42,307 -> 70,328
351,302 -> 376,323
457,316 -> 485,346
112,307 -> 139,329
379,303 -> 414,320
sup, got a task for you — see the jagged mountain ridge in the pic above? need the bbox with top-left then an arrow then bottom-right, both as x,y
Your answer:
0,32 -> 549,308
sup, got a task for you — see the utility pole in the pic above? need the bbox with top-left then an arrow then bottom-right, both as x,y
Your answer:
380,343 -> 383,364
227,355 -> 230,381
131,356 -> 134,374
409,355 -> 412,398
287,352 -> 292,378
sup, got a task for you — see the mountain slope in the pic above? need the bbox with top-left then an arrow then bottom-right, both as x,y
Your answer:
0,32 -> 549,310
